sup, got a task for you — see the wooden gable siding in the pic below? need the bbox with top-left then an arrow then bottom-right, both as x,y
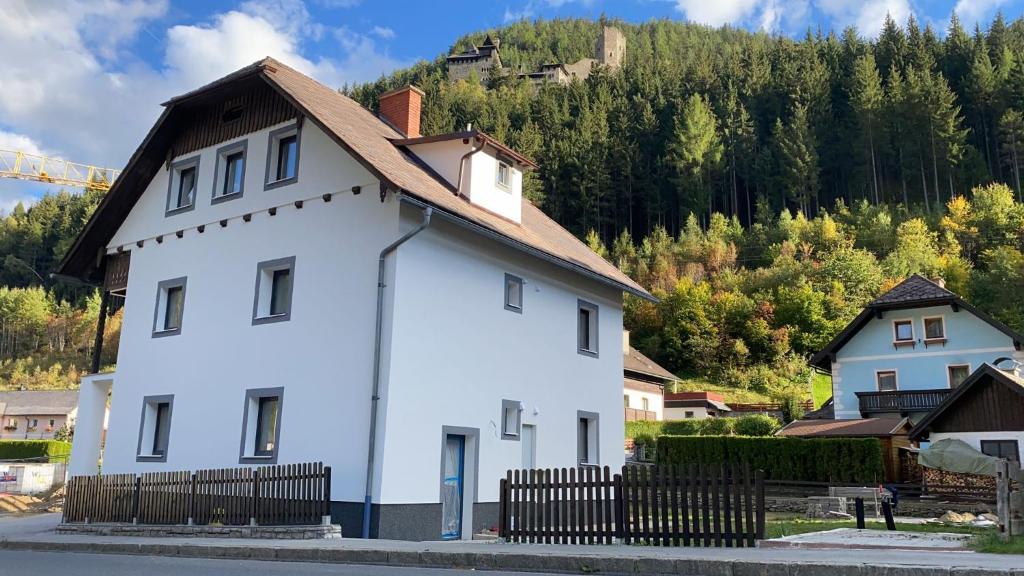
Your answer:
170,80 -> 297,159
103,252 -> 131,293
930,378 -> 1024,433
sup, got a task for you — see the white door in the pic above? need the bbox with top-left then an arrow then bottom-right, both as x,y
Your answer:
521,424 -> 536,469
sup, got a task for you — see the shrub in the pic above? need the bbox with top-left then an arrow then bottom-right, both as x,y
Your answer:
0,440 -> 72,463
625,420 -> 665,439
733,414 -> 782,436
655,436 -> 884,483
698,417 -> 734,436
661,419 -> 702,436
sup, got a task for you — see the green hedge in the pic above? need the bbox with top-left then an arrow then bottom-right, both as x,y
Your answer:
626,414 -> 781,440
655,436 -> 885,483
0,440 -> 72,463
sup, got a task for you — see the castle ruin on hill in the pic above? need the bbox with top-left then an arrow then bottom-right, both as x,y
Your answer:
446,26 -> 625,86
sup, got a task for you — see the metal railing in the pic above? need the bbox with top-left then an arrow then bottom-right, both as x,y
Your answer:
856,388 -> 951,414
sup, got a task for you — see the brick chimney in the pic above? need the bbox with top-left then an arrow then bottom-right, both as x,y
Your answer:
378,85 -> 424,138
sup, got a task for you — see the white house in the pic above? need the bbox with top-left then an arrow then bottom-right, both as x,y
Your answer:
58,58 -> 651,541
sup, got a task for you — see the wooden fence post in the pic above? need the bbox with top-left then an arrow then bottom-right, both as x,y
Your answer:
187,473 -> 197,526
613,471 -> 624,541
322,465 -> 332,526
754,470 -> 765,540
996,459 -> 1009,542
251,468 -> 259,527
131,476 -> 141,525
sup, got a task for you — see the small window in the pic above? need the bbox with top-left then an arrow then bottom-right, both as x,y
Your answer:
136,395 -> 173,462
240,388 -> 284,463
642,397 -> 650,411
166,156 -> 199,216
924,317 -> 946,340
152,277 -> 187,337
48,419 -> 55,427
501,399 -> 521,440
893,320 -> 914,342
685,411 -> 694,418
876,370 -> 898,392
624,395 -> 630,408
212,141 -> 247,203
496,161 -> 512,190
948,364 -> 971,388
577,411 -> 599,466
265,124 -> 300,189
252,257 -> 295,325
504,274 -> 523,313
577,300 -> 599,357
980,440 -> 1019,462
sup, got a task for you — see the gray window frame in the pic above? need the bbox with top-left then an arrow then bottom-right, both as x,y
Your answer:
500,399 -> 522,441
577,299 -> 599,358
577,410 -> 600,466
252,256 -> 296,326
264,123 -> 301,191
239,387 -> 285,464
136,394 -> 174,462
980,439 -> 1020,462
152,277 -> 187,338
165,155 -> 200,216
504,273 -> 523,313
211,140 -> 248,204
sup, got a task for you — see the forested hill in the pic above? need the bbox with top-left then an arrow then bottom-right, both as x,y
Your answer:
348,14 -> 1024,240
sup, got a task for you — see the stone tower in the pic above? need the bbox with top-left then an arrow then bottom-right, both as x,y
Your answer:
596,26 -> 625,69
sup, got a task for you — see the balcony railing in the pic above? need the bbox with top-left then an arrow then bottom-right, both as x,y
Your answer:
624,407 -> 658,422
856,388 -> 952,415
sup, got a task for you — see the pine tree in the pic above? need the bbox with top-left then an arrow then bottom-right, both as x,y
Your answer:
850,53 -> 885,203
999,109 -> 1024,200
665,93 -> 723,226
773,104 -> 819,215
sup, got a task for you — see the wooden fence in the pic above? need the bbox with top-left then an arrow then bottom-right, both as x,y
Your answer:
498,464 -> 764,546
63,462 -> 331,526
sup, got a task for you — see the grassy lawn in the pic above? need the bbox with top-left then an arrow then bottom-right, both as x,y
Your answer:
971,533 -> 1024,554
811,372 -> 832,408
671,375 -> 776,404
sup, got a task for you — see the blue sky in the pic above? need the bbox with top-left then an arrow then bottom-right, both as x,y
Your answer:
1,0 -> 1021,211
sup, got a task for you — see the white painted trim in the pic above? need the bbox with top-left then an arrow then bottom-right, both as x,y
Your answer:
891,317 -> 915,344
945,363 -> 971,388
839,346 -> 1016,363
875,368 -> 898,392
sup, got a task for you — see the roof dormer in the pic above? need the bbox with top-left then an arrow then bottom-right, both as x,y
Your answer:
391,128 -> 537,224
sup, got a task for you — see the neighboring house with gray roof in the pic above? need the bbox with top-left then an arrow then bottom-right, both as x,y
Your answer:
622,331 -> 677,421
56,58 -> 651,542
0,390 -> 78,440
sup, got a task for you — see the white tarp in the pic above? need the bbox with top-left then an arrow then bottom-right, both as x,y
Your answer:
918,438 -> 1000,477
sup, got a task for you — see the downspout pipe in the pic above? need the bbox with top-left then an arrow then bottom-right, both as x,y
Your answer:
454,136 -> 484,195
362,201 -> 433,539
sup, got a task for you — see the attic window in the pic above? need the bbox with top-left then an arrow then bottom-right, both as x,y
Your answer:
496,161 -> 512,190
222,105 -> 244,123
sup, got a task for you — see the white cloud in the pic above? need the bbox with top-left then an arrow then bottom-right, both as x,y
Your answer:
371,25 -> 395,39
0,0 -> 409,182
504,0 -> 596,23
954,0 -> 1010,28
816,0 -> 911,37
674,0 -> 762,27
0,131 -> 49,157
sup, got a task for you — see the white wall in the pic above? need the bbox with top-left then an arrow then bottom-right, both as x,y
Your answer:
929,431 -> 1024,458
624,387 -> 663,420
664,406 -> 713,420
465,149 -> 522,223
377,206 -> 624,507
100,119 -> 399,503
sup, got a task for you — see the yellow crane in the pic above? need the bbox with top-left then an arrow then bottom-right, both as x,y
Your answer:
0,149 -> 120,191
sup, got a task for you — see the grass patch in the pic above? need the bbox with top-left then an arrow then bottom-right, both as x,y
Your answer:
970,533 -> 1024,554
671,375 -> 776,404
765,518 -> 989,539
811,372 -> 832,408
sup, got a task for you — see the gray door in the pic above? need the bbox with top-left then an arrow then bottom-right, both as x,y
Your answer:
521,424 -> 536,469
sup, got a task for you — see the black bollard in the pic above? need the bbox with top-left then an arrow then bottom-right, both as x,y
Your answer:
881,499 -> 896,530
855,497 -> 865,529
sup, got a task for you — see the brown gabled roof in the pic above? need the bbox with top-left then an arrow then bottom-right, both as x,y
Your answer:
624,346 -> 678,382
57,58 -> 651,301
391,130 -> 538,169
810,275 -> 1023,371
777,417 -> 911,438
0,390 -> 79,416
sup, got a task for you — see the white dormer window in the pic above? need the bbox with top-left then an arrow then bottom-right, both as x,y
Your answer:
496,160 -> 512,190
166,156 -> 199,216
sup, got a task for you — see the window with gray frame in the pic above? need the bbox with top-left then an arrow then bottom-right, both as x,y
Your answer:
152,277 -> 187,337
239,388 -> 284,463
981,440 -> 1020,462
577,410 -> 599,466
166,156 -> 199,216
212,140 -> 247,203
577,300 -> 599,357
496,160 -> 512,190
136,395 -> 174,462
500,399 -> 521,440
252,257 -> 295,325
504,274 -> 523,313
264,124 -> 300,190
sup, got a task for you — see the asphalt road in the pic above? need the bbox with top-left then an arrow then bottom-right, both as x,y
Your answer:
0,550 -> 553,576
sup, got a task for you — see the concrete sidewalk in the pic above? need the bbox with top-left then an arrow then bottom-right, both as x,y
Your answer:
1,514 -> 1021,575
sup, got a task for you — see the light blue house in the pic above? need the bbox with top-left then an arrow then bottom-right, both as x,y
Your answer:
810,275 -> 1024,421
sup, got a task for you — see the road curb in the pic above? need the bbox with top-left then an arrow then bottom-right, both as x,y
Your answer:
0,538 -> 1018,575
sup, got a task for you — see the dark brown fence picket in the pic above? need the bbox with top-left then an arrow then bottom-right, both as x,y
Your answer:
61,462 -> 330,527
499,463 -> 765,547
